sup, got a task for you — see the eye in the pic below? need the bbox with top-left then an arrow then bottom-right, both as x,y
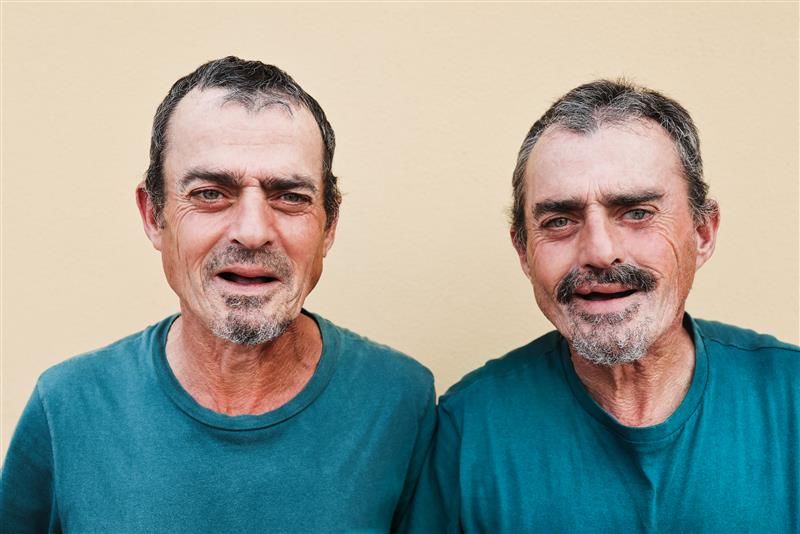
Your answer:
543,217 -> 571,229
278,192 -> 310,204
623,208 -> 651,221
192,189 -> 224,202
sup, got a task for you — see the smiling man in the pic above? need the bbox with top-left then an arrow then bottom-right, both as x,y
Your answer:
409,80 -> 799,532
1,57 -> 434,532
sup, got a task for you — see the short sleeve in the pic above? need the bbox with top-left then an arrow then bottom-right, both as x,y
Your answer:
1,384 -> 60,532
402,399 -> 463,533
391,382 -> 437,533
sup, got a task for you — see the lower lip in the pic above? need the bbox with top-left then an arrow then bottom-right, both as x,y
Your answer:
569,292 -> 640,314
212,276 -> 281,294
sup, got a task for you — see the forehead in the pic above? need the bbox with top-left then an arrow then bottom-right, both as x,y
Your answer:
524,120 -> 685,202
164,87 -> 324,182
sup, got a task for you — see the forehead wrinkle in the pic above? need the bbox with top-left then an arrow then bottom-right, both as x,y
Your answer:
178,166 -> 319,193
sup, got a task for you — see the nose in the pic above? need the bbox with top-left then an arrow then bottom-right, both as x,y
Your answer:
578,214 -> 623,269
228,190 -> 277,250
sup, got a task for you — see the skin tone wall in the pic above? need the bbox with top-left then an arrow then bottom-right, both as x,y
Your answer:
2,2 -> 798,459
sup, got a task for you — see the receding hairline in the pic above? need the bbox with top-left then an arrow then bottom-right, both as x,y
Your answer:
520,117 -> 690,216
159,87 -> 326,188
163,86 -> 323,150
523,117 -> 684,183
168,86 -> 304,124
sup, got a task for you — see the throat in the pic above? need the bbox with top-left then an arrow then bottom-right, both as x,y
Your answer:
165,314 -> 322,416
570,337 -> 697,427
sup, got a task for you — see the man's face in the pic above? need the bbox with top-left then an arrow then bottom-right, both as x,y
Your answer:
515,120 -> 717,365
139,88 -> 335,345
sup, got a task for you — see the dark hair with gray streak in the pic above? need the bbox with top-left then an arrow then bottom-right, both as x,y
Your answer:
511,79 -> 717,250
145,56 -> 341,227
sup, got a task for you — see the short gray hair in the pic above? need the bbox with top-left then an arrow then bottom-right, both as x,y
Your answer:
145,56 -> 341,227
511,79 -> 717,250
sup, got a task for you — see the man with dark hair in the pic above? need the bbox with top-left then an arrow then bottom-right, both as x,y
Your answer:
1,57 -> 434,532
409,80 -> 799,532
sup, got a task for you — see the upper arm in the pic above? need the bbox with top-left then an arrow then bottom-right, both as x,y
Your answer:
1,384 -> 60,532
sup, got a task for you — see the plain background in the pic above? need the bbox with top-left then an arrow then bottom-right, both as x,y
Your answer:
2,2 -> 798,460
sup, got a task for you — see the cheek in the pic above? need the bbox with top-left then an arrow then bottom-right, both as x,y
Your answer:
529,239 -> 577,289
629,227 -> 697,297
166,213 -> 228,273
279,224 -> 328,280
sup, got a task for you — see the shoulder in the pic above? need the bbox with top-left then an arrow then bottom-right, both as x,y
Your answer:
693,317 -> 800,389
313,312 -> 434,394
693,318 -> 799,357
36,316 -> 173,398
440,329 -> 564,412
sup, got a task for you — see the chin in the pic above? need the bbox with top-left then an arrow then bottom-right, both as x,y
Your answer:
210,311 -> 293,346
566,310 -> 656,367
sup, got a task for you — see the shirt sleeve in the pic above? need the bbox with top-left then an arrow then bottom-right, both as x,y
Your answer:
391,382 -> 437,533
401,399 -> 463,533
1,384 -> 61,532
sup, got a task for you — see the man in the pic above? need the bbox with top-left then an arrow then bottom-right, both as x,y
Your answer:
409,80 -> 799,532
1,57 -> 434,532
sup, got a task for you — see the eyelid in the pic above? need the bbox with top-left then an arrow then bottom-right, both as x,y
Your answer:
276,191 -> 312,202
621,207 -> 654,220
188,187 -> 230,203
541,215 -> 575,228
189,185 -> 227,195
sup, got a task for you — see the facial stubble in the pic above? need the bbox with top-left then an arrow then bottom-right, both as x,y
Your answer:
557,265 -> 658,366
205,246 -> 296,346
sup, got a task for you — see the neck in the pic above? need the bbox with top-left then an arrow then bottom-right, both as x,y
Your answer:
165,311 -> 322,416
570,318 -> 696,427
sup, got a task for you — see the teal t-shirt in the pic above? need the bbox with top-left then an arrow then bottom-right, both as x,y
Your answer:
1,313 -> 435,533
408,315 -> 799,533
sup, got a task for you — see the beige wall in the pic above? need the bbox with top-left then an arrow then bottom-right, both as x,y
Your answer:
2,2 -> 798,458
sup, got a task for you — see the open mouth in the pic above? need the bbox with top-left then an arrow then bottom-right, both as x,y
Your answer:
217,272 -> 277,285
575,289 -> 638,301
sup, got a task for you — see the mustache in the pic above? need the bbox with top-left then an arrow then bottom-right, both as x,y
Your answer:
556,264 -> 657,304
204,245 -> 293,280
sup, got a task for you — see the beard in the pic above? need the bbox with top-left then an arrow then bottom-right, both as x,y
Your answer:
204,245 -> 296,346
566,302 -> 653,366
556,265 -> 658,366
211,294 -> 293,346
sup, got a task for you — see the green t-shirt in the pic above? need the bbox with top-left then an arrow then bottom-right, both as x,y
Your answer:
1,313 -> 435,533
408,315 -> 799,533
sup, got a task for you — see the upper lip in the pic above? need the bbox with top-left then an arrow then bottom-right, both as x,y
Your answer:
215,265 -> 279,281
574,283 -> 634,296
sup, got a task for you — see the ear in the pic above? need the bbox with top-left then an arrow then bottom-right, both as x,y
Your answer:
136,182 -> 163,251
511,228 -> 532,280
322,216 -> 338,257
694,201 -> 720,270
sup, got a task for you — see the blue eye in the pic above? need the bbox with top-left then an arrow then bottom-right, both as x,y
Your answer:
196,190 -> 222,201
544,217 -> 570,228
625,209 -> 650,220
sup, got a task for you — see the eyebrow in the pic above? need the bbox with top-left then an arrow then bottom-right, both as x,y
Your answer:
532,190 -> 665,220
178,168 -> 319,194
532,198 -> 586,220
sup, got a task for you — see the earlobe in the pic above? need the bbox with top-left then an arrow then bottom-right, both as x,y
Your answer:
135,183 -> 163,251
695,202 -> 720,270
511,229 -> 532,280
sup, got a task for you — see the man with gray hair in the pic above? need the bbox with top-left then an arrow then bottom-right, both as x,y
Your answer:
1,57 -> 434,532
408,80 -> 799,532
